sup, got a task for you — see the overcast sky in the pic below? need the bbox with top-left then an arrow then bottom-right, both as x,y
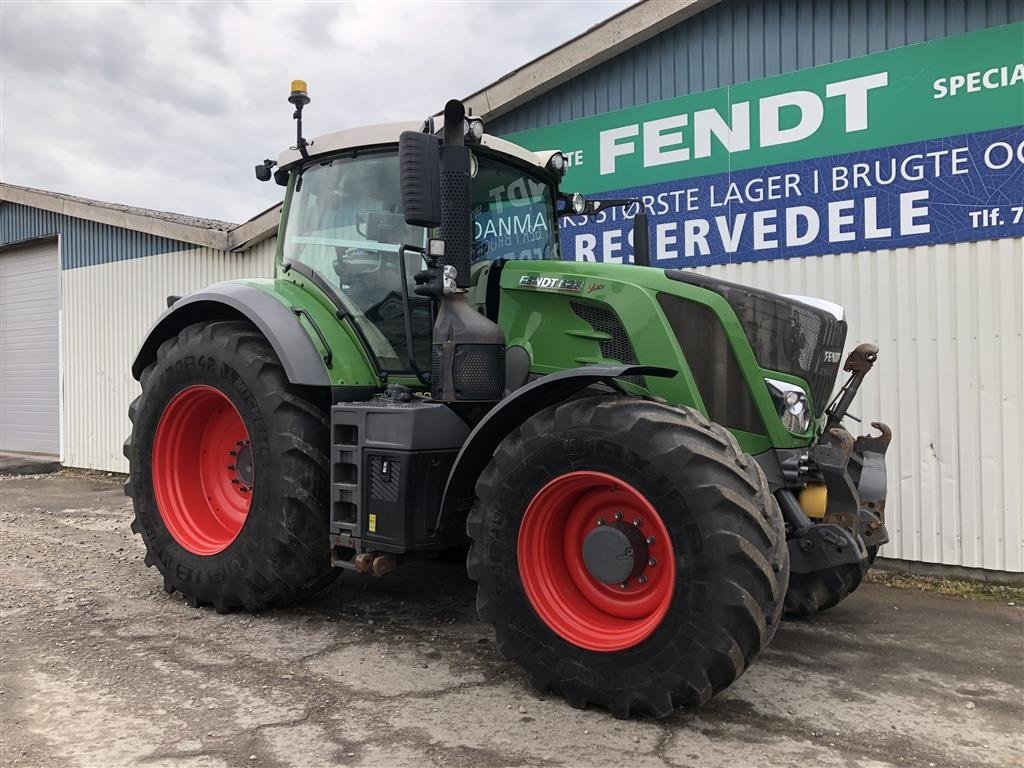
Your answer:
1,0 -> 633,224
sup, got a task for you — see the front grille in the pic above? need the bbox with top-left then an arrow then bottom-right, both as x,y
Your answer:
569,301 -> 645,387
664,270 -> 847,414
729,292 -> 846,414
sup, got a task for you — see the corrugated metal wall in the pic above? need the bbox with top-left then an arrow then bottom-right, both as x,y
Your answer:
61,239 -> 276,471
489,0 -> 1024,134
698,239 -> 1023,573
0,201 -> 200,268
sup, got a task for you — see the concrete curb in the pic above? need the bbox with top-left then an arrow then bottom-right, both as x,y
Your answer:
874,556 -> 1024,587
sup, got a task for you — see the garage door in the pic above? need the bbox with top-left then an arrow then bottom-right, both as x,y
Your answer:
1,239 -> 61,456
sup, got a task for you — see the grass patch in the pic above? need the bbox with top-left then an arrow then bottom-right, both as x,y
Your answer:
866,569 -> 1024,603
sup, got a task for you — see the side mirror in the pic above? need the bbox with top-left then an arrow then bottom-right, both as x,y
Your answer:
398,131 -> 442,229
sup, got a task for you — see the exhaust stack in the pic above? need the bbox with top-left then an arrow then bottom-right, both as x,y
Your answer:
398,100 -> 506,405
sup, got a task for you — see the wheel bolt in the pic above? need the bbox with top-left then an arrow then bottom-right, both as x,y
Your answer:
619,581 -> 628,589
637,575 -> 648,584
633,518 -> 642,527
614,511 -> 623,521
231,479 -> 239,484
648,557 -> 657,567
646,536 -> 655,545
227,464 -> 235,470
596,518 -> 605,526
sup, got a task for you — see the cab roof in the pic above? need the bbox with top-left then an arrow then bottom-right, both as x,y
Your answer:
276,119 -> 558,172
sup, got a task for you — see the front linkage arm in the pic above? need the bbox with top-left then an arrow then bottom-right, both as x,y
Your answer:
825,342 -> 879,432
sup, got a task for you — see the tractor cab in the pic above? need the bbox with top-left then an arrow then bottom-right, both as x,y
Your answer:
276,137 -> 563,377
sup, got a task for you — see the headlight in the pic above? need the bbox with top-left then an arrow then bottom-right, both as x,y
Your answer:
765,378 -> 811,433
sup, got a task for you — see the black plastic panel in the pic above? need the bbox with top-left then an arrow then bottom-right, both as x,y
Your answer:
657,293 -> 764,435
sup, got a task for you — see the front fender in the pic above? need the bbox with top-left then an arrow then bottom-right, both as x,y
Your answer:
131,281 -> 331,386
437,364 -> 676,530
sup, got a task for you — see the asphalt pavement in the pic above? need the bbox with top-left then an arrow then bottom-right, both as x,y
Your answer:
1,471 -> 1021,768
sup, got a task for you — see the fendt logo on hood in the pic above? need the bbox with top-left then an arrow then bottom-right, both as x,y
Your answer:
518,275 -> 585,292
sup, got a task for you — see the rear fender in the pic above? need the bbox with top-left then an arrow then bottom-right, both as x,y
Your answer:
437,364 -> 676,530
131,282 -> 331,386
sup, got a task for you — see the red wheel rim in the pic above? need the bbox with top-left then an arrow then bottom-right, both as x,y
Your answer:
152,385 -> 253,555
517,470 -> 675,652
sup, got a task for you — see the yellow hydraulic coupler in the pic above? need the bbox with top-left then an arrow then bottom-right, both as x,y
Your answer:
798,484 -> 828,519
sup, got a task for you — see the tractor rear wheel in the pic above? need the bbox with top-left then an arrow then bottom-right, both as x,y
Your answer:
124,320 -> 337,612
466,395 -> 789,719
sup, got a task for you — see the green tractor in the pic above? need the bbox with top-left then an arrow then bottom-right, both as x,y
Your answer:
125,84 -> 890,718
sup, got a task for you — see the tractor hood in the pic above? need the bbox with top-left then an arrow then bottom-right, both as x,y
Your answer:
663,269 -> 848,417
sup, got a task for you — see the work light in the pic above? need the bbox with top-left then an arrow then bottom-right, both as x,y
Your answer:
464,117 -> 485,143
547,152 -> 567,175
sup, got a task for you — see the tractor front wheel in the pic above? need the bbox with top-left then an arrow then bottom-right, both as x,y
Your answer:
124,320 -> 337,612
467,395 -> 789,719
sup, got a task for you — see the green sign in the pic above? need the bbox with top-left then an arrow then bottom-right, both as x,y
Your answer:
510,23 -> 1024,195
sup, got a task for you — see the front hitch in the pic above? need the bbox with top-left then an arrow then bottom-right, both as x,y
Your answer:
776,489 -> 868,576
851,422 -> 892,553
811,340 -> 893,554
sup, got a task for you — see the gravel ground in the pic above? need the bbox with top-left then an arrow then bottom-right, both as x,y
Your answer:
1,471 -> 1022,768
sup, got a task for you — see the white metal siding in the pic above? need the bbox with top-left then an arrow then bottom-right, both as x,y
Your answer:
57,232 -> 1024,573
695,237 -> 1024,573
61,238 -> 276,472
1,239 -> 61,455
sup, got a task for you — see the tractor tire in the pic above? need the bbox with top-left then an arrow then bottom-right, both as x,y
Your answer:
866,545 -> 880,565
466,395 -> 789,719
124,320 -> 338,612
783,551 -> 866,618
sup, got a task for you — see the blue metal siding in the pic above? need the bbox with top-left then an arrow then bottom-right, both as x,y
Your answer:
489,0 -> 1024,134
0,202 -> 197,269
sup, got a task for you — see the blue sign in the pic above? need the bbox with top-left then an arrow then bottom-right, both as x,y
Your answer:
557,126 -> 1024,266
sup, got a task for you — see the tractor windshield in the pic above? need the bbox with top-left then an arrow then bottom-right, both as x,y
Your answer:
281,149 -> 558,373
470,154 -> 560,263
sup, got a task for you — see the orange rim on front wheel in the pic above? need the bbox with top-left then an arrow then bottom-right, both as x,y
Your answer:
152,385 -> 253,555
517,471 -> 675,652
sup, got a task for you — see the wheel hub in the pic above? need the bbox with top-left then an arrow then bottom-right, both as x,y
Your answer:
232,441 -> 254,489
582,521 -> 648,585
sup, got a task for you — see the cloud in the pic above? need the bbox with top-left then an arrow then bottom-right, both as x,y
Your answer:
1,0 -> 633,223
